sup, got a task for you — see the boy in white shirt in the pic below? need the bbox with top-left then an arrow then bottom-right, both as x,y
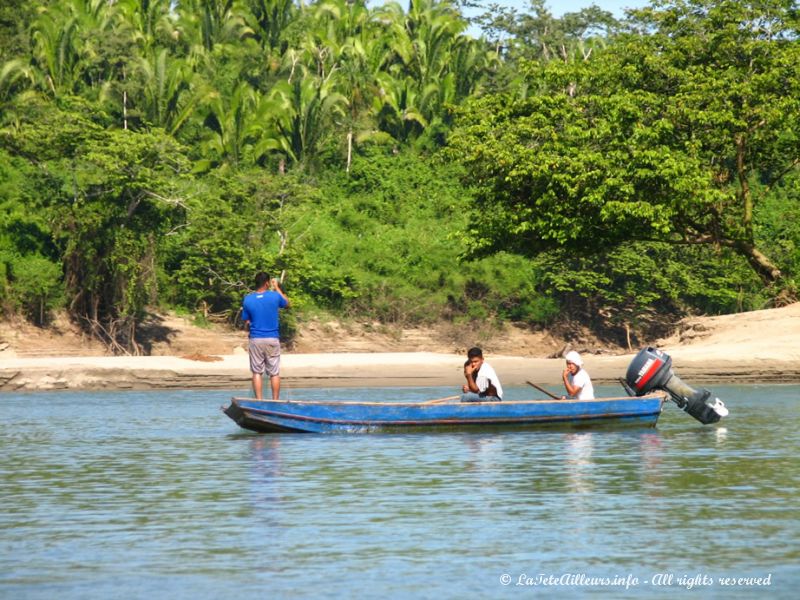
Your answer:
460,347 -> 503,402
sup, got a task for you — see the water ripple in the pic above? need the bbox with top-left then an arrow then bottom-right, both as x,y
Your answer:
1,385 -> 798,598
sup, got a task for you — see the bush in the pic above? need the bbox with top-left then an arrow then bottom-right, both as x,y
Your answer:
5,253 -> 63,325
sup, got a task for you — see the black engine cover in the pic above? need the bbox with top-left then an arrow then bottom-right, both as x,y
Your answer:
625,347 -> 673,395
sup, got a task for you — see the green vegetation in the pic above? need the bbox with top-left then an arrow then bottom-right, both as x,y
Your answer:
1,0 -> 798,353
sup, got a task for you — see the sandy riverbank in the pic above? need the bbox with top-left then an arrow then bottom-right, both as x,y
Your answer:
2,303 -> 799,392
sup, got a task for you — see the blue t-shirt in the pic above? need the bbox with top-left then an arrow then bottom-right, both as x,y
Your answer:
241,290 -> 288,339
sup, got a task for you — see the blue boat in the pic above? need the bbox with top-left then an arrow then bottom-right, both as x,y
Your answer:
223,393 -> 667,433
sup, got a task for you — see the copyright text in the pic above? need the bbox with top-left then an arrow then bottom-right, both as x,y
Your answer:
499,572 -> 773,590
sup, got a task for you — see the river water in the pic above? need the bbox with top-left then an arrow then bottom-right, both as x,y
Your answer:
1,384 -> 798,599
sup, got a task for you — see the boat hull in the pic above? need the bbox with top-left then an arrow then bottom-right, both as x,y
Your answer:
223,393 -> 666,434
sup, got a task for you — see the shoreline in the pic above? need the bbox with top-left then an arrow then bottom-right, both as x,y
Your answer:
3,348 -> 800,393
3,302 -> 799,393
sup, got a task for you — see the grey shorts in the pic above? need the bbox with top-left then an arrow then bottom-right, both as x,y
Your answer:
248,338 -> 281,376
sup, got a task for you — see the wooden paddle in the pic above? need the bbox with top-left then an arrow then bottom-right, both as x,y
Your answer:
422,395 -> 460,404
526,380 -> 561,400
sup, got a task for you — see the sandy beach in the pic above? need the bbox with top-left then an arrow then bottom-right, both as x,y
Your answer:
2,303 -> 799,392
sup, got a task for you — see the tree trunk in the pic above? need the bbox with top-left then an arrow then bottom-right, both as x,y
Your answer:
733,240 -> 782,286
346,130 -> 353,173
123,66 -> 128,131
736,134 -> 753,238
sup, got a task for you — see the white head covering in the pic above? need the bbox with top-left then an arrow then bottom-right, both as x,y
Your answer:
565,350 -> 583,366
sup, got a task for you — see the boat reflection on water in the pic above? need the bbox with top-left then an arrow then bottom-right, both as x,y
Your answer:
247,436 -> 286,510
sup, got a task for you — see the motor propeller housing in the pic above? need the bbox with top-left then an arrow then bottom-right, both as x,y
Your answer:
622,347 -> 728,425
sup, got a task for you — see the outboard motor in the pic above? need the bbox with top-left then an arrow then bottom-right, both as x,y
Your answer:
621,347 -> 728,425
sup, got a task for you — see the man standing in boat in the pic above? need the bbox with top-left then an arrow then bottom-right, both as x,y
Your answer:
562,350 -> 595,400
460,347 -> 503,402
242,272 -> 290,400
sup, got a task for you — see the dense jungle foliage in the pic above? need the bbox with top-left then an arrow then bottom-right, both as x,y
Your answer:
1,0 -> 798,353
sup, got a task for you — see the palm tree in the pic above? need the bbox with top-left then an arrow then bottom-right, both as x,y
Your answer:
174,0 -> 254,53
254,68 -> 348,167
372,71 -> 428,141
29,1 -> 85,95
115,0 -> 177,54
369,0 -> 488,141
27,0 -> 144,106
132,49 -> 205,135
244,0 -> 297,52
0,59 -> 35,105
